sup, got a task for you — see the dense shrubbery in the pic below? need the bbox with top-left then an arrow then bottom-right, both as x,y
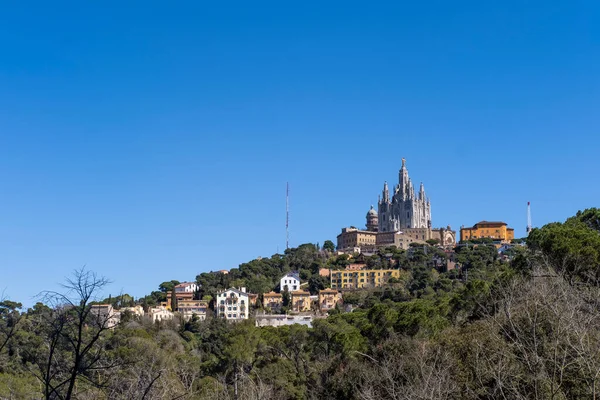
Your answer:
2,209 -> 600,399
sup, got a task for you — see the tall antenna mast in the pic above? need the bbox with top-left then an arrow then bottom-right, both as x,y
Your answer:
286,182 -> 289,249
526,201 -> 532,235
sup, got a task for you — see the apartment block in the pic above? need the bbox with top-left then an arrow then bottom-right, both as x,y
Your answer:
330,269 -> 400,289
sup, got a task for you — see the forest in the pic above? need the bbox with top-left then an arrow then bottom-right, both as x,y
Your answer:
1,208 -> 600,399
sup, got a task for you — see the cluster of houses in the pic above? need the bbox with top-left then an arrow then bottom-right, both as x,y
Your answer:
90,272 -> 345,329
213,271 -> 343,323
89,303 -> 173,329
91,244 -> 521,330
217,286 -> 342,319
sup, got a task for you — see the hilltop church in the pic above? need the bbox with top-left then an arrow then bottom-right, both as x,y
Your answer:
337,159 -> 456,252
378,158 -> 431,232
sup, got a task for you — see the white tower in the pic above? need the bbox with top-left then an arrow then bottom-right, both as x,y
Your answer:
526,201 -> 532,235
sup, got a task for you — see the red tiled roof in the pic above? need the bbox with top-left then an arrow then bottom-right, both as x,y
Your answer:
319,289 -> 339,294
474,221 -> 507,226
175,282 -> 196,288
291,290 -> 310,295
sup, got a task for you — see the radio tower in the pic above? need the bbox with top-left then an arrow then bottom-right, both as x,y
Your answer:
286,182 -> 290,249
526,201 -> 532,235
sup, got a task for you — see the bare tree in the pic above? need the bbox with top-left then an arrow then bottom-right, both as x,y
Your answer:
26,267 -> 117,400
357,336 -> 458,400
478,264 -> 600,399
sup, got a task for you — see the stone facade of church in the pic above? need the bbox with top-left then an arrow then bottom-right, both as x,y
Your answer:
378,158 -> 431,232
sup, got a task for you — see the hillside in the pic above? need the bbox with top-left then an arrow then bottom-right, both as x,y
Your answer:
1,209 -> 600,399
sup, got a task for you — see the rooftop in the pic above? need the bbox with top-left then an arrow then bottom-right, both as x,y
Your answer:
472,221 -> 509,227
177,300 -> 208,305
291,290 -> 310,295
319,289 -> 339,294
282,271 -> 300,281
175,282 -> 197,288
218,288 -> 249,296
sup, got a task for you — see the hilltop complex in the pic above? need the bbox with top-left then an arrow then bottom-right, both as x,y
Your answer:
337,158 -> 456,252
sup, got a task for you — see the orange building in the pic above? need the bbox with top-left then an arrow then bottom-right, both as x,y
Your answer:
263,291 -> 283,312
318,289 -> 342,312
460,221 -> 515,243
291,290 -> 311,312
319,268 -> 331,277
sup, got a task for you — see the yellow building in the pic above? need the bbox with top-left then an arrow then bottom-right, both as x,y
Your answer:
336,227 -> 377,249
460,221 -> 515,243
291,290 -> 311,312
330,269 -> 401,290
318,289 -> 342,312
263,291 -> 283,312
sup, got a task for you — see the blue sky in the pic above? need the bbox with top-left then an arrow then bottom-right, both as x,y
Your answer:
1,1 -> 598,306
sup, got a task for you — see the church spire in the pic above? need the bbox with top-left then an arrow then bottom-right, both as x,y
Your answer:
377,158 -> 432,231
399,157 -> 410,199
382,181 -> 390,203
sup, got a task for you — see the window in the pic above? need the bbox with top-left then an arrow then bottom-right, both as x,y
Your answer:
233,314 -> 237,318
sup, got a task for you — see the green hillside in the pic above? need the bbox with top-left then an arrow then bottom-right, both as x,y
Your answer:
2,209 -> 600,399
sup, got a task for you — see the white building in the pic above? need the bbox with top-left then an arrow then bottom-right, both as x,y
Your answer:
174,282 -> 199,293
148,306 -> 174,323
280,272 -> 300,292
255,314 -> 313,328
216,288 -> 250,320
90,304 -> 119,329
119,305 -> 145,318
178,300 -> 209,321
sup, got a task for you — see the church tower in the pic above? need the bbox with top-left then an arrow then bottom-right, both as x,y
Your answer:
366,205 -> 378,232
377,158 -> 432,232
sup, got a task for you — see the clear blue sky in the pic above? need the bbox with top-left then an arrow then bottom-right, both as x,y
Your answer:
1,1 -> 598,306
